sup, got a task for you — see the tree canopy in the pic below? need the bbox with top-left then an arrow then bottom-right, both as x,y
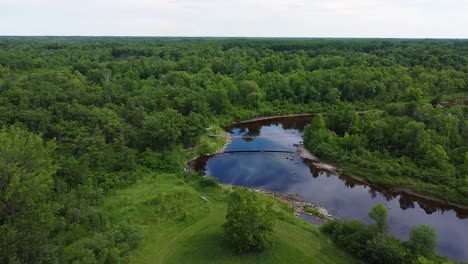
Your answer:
223,188 -> 275,253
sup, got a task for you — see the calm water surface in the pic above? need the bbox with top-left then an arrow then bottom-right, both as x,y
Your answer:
192,116 -> 468,261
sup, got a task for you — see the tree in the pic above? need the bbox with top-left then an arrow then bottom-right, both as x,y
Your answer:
223,188 -> 274,253
369,204 -> 388,233
310,114 -> 326,131
205,87 -> 231,115
0,125 -> 57,263
325,87 -> 341,104
408,225 -> 438,258
142,109 -> 185,150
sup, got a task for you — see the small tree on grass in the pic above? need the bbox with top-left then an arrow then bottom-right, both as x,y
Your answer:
223,188 -> 274,253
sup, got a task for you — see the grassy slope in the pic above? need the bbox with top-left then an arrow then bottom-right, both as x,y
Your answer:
100,173 -> 359,264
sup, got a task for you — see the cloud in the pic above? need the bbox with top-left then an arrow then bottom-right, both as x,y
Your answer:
0,0 -> 467,37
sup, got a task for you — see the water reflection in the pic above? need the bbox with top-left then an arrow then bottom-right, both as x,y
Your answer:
191,118 -> 468,261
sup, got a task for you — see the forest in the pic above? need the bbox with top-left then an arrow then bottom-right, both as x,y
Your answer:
0,37 -> 467,263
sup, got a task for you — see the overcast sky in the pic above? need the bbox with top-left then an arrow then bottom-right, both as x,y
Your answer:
1,0 -> 467,38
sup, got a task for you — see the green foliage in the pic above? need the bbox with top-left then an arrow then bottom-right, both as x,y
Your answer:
0,125 -> 57,263
407,225 -> 438,259
199,176 -> 219,188
304,103 -> 468,205
0,37 -> 466,263
364,234 -> 406,264
311,114 -> 326,130
303,206 -> 322,217
142,109 -> 186,150
321,205 -> 449,264
63,224 -> 143,264
223,188 -> 275,253
320,219 -> 374,258
368,203 -> 388,232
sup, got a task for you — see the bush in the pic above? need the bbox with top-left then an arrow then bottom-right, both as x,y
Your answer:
199,176 -> 219,187
364,234 -> 406,264
320,219 -> 375,258
407,225 -> 437,258
222,188 -> 274,253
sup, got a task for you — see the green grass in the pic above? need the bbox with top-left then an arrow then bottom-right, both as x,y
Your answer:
183,125 -> 227,159
100,173 -> 359,264
161,204 -> 357,264
304,206 -> 326,219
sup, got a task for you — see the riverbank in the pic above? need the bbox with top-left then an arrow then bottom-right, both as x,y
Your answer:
253,188 -> 333,221
193,120 -> 468,222
297,146 -> 468,214
229,111 -> 369,127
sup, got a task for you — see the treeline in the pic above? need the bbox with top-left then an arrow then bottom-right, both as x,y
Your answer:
304,103 -> 468,204
0,37 -> 467,263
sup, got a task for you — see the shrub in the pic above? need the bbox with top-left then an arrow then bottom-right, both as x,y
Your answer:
199,176 -> 219,187
407,225 -> 437,258
364,234 -> 406,264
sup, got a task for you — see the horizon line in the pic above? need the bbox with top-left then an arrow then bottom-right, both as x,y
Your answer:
1,35 -> 467,40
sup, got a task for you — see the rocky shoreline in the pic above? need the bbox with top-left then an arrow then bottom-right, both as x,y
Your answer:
214,132 -> 232,154
253,188 -> 333,221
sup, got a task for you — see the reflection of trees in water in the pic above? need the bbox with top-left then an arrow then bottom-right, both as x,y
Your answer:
367,187 -> 397,201
381,192 -> 397,202
399,195 -> 415,210
234,126 -> 262,142
344,179 -> 356,188
189,154 -> 212,172
241,126 -> 261,142
281,117 -> 312,131
237,127 -> 247,134
304,159 -> 320,178
369,189 -> 377,199
228,116 -> 313,134
419,202 -> 438,215
456,211 -> 468,219
311,166 -> 319,178
400,194 -> 468,219
246,126 -> 261,137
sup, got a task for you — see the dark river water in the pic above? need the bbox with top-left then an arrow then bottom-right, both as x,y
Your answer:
191,116 -> 468,261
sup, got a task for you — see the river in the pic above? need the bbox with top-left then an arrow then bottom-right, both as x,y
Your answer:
191,116 -> 468,261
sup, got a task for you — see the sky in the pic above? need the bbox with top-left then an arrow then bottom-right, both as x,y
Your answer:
0,0 -> 467,38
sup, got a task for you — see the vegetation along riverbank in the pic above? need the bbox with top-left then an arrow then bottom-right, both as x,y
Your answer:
1,37 -> 466,263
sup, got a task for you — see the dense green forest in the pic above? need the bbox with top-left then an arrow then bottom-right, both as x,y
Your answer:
0,37 -> 467,263
303,102 -> 468,204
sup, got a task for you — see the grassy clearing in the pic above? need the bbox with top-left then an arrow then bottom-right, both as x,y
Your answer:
100,172 -> 358,264
100,174 -> 211,263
